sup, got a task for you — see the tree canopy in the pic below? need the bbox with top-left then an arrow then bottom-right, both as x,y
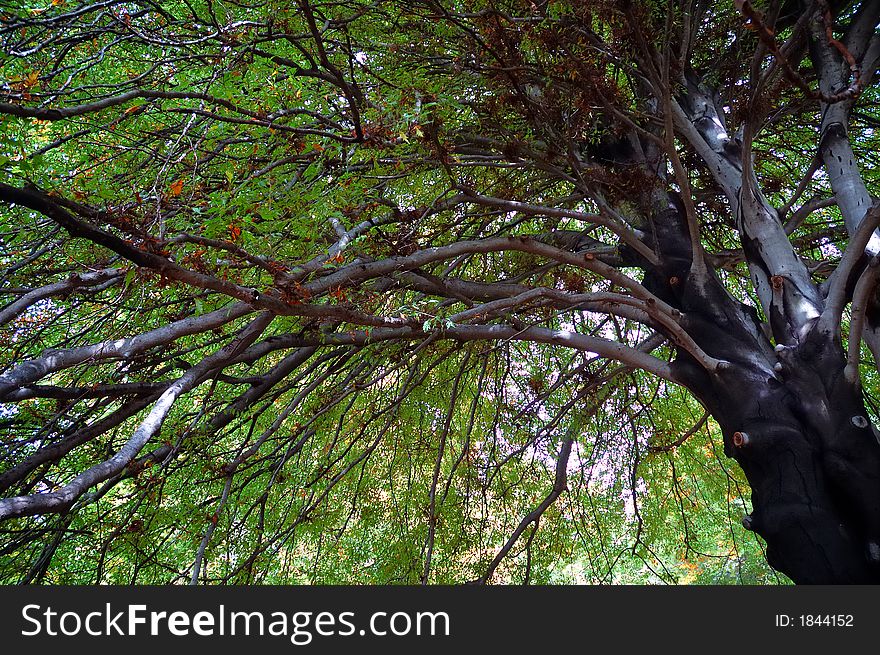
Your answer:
2,0 -> 880,584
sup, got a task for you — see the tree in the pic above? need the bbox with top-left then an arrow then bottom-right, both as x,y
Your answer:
1,0 -> 879,585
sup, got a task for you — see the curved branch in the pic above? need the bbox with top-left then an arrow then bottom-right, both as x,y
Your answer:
820,199 -> 880,334
0,303 -> 252,398
475,437 -> 573,584
846,256 -> 880,384
0,312 -> 274,521
233,322 -> 676,383
0,268 -> 123,327
458,189 -> 659,265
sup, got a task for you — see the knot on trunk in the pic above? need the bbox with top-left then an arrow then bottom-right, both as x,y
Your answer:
733,431 -> 751,448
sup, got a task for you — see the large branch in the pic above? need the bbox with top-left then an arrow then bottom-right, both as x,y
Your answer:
0,303 -> 253,399
672,80 -> 822,344
458,190 -> 659,265
0,268 -> 123,327
0,312 -> 274,521
809,3 -> 880,364
231,322 -> 678,382
0,396 -> 157,494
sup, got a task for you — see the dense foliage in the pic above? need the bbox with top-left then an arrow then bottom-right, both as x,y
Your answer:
2,0 -> 879,584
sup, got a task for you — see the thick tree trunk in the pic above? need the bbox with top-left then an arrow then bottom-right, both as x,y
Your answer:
676,321 -> 880,583
636,179 -> 880,583
652,50 -> 880,581
647,238 -> 880,582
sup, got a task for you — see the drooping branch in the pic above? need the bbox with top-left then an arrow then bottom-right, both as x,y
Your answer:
232,322 -> 678,383
0,268 -> 123,327
0,303 -> 253,398
0,396 -> 157,494
475,436 -> 573,584
458,189 -> 660,265
0,312 -> 274,521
